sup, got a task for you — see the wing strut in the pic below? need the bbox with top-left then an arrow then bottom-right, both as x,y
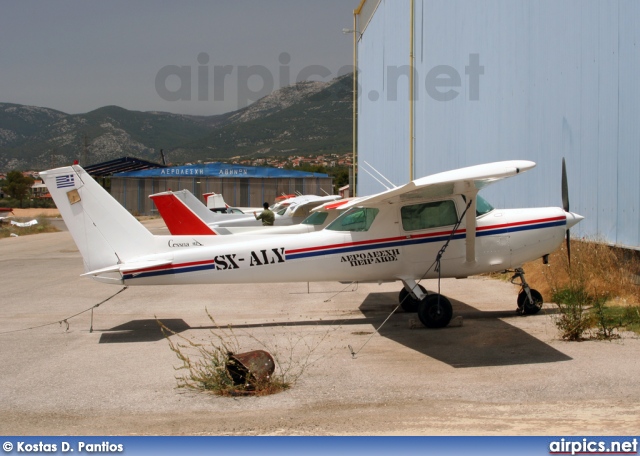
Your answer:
465,192 -> 477,264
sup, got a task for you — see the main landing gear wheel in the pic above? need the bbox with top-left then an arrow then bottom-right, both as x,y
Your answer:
418,294 -> 453,328
399,285 -> 427,313
517,289 -> 543,315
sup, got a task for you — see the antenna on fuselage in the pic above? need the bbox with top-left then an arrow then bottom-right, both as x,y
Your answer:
363,161 -> 398,188
360,167 -> 391,190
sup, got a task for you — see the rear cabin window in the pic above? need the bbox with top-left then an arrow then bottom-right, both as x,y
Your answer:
401,200 -> 458,231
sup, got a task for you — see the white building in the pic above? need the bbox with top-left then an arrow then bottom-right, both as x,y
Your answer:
354,0 -> 640,249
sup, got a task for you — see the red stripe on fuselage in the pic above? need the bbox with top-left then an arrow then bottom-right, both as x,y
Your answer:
125,259 -> 215,275
287,216 -> 565,255
475,215 -> 566,233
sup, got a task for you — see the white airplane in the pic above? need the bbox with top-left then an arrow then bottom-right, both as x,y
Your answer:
39,160 -> 583,328
201,192 -> 247,213
0,207 -> 14,222
149,190 -> 346,235
149,189 -> 342,233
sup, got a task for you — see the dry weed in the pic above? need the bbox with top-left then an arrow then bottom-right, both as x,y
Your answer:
158,310 -> 332,396
524,238 -> 640,307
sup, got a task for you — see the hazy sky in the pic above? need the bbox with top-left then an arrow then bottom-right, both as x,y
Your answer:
1,1 -> 360,116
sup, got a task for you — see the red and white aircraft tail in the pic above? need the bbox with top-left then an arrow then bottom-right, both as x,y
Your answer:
149,191 -> 217,235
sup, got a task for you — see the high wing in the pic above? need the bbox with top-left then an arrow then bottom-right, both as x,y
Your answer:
285,196 -> 343,219
341,161 -> 535,210
339,160 -> 536,262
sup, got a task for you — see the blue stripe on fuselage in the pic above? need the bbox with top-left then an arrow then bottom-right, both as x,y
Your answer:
286,219 -> 565,260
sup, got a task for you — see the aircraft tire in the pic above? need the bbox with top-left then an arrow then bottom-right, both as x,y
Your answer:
517,289 -> 543,315
417,294 -> 453,328
399,285 -> 427,313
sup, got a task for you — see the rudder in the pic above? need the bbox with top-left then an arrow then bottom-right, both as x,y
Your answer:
39,165 -> 156,273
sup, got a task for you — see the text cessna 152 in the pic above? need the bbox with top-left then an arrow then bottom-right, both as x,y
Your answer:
39,160 -> 583,329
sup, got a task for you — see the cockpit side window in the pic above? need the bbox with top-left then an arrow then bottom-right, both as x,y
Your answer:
326,207 -> 379,232
460,194 -> 495,217
302,211 -> 329,226
401,200 -> 458,231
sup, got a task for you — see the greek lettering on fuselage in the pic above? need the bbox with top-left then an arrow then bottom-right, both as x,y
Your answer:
340,248 -> 400,267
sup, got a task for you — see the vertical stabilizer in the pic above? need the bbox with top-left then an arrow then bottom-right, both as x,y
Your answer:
175,190 -> 220,222
149,191 -> 217,235
39,165 -> 156,273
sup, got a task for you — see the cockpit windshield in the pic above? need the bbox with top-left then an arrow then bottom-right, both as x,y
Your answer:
475,195 -> 494,217
461,194 -> 494,217
325,207 -> 379,232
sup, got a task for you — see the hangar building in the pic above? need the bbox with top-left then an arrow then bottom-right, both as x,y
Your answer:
354,0 -> 640,249
111,162 -> 332,216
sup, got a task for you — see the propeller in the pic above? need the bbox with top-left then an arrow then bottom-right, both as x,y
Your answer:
561,157 -> 571,266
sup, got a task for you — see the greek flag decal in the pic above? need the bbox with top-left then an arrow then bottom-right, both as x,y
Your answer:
56,174 -> 75,189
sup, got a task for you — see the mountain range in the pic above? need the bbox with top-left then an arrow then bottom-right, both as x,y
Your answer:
0,74 -> 352,171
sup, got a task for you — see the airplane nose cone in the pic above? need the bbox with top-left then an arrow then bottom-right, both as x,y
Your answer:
565,211 -> 584,230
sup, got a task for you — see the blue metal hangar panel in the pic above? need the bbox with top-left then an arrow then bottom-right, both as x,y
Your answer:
355,0 -> 640,249
110,163 -> 332,216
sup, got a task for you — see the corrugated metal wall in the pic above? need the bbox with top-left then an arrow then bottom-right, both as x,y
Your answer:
357,0 -> 412,190
357,0 -> 640,248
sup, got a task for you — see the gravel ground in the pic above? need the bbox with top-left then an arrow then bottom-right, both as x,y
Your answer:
1,221 -> 639,435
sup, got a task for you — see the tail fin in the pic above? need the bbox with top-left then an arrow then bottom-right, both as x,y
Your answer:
39,165 -> 156,273
173,189 -> 219,222
149,191 -> 217,235
202,192 -> 228,210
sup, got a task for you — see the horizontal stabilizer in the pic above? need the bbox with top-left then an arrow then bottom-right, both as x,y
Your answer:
82,259 -> 173,277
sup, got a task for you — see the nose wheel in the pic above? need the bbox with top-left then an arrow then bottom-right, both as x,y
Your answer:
511,268 -> 543,315
417,294 -> 453,328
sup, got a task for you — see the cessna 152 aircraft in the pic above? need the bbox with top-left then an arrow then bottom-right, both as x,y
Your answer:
0,207 -> 14,221
149,189 -> 349,235
39,160 -> 583,328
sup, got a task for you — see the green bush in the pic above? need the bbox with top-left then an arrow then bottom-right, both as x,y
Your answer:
552,287 -> 597,341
